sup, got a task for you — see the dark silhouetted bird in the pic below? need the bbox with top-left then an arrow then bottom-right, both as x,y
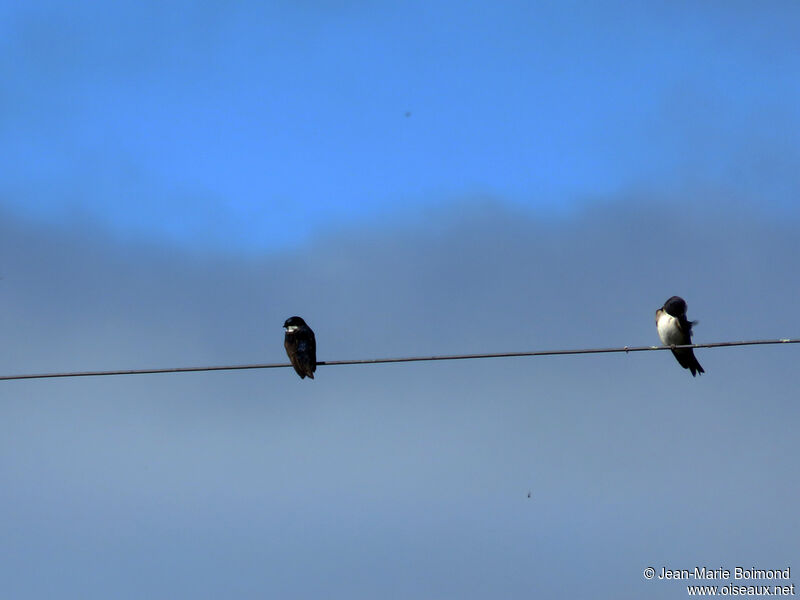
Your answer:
283,316 -> 316,379
655,296 -> 705,377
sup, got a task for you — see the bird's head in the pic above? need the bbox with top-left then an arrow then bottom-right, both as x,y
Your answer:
283,316 -> 308,332
663,296 -> 688,317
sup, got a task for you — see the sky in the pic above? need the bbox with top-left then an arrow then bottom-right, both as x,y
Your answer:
2,0 -> 800,248
1,1 -> 799,599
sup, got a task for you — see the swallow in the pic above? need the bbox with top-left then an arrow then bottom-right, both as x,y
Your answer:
655,296 -> 705,376
283,316 -> 317,379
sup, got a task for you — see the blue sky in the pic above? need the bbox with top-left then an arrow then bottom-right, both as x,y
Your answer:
2,201 -> 798,599
3,1 -> 799,249
2,3 -> 800,598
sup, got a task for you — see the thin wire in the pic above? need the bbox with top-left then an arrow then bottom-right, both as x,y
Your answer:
0,338 -> 796,381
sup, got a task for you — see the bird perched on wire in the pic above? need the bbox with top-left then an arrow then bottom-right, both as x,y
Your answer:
283,316 -> 317,379
655,296 -> 705,377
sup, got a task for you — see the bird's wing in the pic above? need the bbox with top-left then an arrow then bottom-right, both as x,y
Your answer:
297,330 -> 316,357
675,314 -> 693,338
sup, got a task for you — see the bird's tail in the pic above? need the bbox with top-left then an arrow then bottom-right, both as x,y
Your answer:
673,348 -> 705,377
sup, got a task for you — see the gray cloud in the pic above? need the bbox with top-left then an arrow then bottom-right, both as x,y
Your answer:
0,198 -> 798,599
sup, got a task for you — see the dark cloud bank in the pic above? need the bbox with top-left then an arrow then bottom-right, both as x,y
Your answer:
0,197 -> 798,599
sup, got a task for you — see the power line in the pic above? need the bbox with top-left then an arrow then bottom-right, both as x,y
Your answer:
0,338 -> 797,381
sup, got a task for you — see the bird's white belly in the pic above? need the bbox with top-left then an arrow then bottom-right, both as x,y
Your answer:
657,313 -> 683,345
